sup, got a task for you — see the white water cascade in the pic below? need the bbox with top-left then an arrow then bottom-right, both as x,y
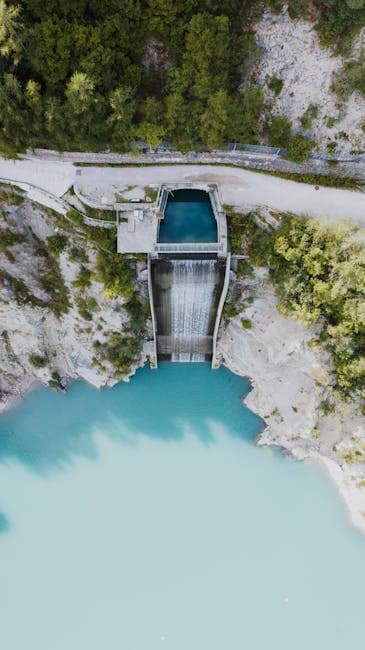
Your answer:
170,259 -> 217,362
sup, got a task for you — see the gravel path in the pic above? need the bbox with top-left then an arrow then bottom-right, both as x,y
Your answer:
78,164 -> 365,226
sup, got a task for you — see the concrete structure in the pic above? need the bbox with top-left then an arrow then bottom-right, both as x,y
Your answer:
118,183 -> 230,368
117,183 -> 228,258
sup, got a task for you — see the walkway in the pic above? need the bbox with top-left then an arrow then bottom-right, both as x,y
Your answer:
0,157 -> 363,227
77,165 -> 365,227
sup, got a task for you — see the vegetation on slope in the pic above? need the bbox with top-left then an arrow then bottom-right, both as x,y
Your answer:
229,211 -> 365,402
0,0 -> 361,155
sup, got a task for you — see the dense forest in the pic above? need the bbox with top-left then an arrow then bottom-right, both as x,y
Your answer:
0,0 -> 363,154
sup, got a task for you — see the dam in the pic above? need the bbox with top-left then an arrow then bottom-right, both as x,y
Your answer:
117,184 -> 230,367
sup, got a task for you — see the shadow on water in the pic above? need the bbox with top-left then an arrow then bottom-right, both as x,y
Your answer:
0,512 -> 10,533
0,363 -> 263,476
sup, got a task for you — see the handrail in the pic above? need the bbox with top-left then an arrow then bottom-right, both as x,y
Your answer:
155,242 -> 223,253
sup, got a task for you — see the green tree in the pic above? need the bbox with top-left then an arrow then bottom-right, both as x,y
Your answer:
230,86 -> 265,143
108,86 -> 135,151
25,80 -> 43,140
0,0 -> 21,63
165,90 -> 194,149
181,14 -> 231,103
286,134 -> 314,162
64,72 -> 98,147
267,115 -> 292,148
135,120 -> 165,150
0,74 -> 29,154
200,89 -> 230,148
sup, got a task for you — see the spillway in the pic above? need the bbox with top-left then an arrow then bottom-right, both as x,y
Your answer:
170,259 -> 216,361
148,186 -> 229,365
151,256 -> 224,362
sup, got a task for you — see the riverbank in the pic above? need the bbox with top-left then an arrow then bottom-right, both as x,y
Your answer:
218,269 -> 365,535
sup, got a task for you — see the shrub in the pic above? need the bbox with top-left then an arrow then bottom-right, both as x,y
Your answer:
46,234 -> 67,256
0,228 -> 26,249
299,103 -> 319,130
67,209 -> 84,226
241,318 -> 252,329
286,134 -> 314,162
267,115 -> 292,148
96,251 -> 135,298
76,295 -> 98,321
49,371 -> 61,389
29,354 -> 47,368
332,61 -> 365,99
69,246 -> 88,263
223,302 -> 237,319
268,76 -> 284,96
99,332 -> 141,375
72,265 -> 91,290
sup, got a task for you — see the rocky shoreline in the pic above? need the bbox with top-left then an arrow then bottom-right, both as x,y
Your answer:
218,269 -> 365,536
1,195 -> 364,535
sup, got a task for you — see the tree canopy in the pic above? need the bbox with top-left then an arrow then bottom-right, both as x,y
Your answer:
0,0 -> 361,154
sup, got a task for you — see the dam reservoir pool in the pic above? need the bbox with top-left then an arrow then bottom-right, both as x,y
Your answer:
1,364 -> 365,649
158,189 -> 218,243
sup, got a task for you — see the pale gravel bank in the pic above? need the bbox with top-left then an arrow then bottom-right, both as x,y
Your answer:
217,269 -> 365,535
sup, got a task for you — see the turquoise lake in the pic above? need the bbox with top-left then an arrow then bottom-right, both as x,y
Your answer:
1,363 -> 365,649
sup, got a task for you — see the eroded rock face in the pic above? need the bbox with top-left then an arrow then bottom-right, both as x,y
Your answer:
218,268 -> 365,534
0,198 -> 148,413
255,9 -> 365,154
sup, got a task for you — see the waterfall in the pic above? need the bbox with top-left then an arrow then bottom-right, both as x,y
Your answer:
170,259 -> 216,362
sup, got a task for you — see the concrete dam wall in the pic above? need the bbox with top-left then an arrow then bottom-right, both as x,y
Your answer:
151,256 -> 226,362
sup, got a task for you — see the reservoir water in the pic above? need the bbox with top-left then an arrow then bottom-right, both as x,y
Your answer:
1,363 -> 365,649
158,189 -> 217,243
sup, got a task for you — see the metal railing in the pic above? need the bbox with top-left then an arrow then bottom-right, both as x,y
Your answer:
154,242 -> 223,253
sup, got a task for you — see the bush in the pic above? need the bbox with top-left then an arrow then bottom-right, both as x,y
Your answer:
72,265 -> 91,290
29,354 -> 47,368
96,251 -> 135,299
332,61 -> 365,99
49,371 -> 61,389
67,209 -> 84,226
68,246 -> 88,263
0,228 -> 26,249
241,318 -> 252,329
267,116 -> 292,148
268,76 -> 284,96
46,234 -> 67,256
100,332 -> 141,375
0,269 -> 44,308
76,295 -> 98,321
260,169 -> 363,190
286,134 -> 314,162
299,103 -> 319,130
223,302 -> 238,319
